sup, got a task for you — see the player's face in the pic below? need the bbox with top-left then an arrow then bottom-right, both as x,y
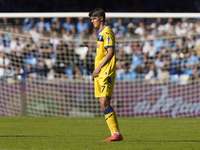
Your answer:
90,16 -> 102,29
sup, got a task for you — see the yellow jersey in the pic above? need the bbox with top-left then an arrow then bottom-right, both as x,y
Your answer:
95,26 -> 116,77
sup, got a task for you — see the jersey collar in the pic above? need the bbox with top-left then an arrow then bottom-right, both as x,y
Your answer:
99,25 -> 106,34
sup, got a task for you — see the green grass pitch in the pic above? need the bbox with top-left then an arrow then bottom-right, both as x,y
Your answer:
0,117 -> 200,150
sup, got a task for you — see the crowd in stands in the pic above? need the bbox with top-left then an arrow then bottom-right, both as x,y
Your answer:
0,15 -> 200,84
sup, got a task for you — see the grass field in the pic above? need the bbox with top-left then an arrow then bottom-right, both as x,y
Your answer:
0,117 -> 200,150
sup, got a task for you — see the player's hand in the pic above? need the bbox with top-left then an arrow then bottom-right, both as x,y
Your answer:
92,68 -> 100,78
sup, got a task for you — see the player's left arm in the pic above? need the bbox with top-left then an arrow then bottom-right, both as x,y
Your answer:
92,47 -> 114,78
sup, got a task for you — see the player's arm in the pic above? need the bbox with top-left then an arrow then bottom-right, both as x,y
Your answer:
92,47 -> 114,78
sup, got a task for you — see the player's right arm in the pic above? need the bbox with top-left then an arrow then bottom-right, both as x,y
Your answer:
92,47 -> 114,78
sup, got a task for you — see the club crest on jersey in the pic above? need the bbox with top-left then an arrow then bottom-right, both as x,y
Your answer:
98,35 -> 104,41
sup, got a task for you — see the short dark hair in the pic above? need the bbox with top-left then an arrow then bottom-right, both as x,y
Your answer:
89,8 -> 105,23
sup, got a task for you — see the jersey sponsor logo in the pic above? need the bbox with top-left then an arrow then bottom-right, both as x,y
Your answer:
97,35 -> 104,41
105,36 -> 112,44
97,43 -> 100,49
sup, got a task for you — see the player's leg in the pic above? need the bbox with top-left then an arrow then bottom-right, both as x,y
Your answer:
99,97 -> 123,141
98,77 -> 123,141
99,97 -> 119,134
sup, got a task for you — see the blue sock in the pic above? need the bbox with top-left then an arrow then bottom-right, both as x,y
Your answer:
103,106 -> 114,115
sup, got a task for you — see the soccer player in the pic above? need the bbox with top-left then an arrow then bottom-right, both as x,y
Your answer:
89,8 -> 123,142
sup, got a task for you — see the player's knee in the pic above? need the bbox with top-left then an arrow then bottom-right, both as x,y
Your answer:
99,97 -> 110,110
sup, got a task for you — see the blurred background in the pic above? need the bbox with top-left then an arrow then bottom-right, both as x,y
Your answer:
0,0 -> 200,117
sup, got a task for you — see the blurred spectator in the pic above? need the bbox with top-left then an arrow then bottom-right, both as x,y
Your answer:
11,67 -> 24,83
117,18 -> 127,35
0,40 -> 4,52
134,21 -> 145,37
112,18 -> 126,39
155,54 -> 165,72
150,25 -> 160,37
72,66 -> 83,79
6,66 -> 16,78
170,52 -> 182,75
194,37 -> 200,57
55,40 -> 68,72
65,42 -> 80,67
39,38 -> 54,68
150,18 -> 165,35
185,50 -> 199,69
132,41 -> 142,55
0,34 -> 4,45
116,61 -> 124,80
144,63 -> 157,83
157,66 -> 170,84
181,18 -> 193,33
36,59 -> 48,77
194,20 -> 200,34
189,67 -> 200,84
62,29 -> 73,44
123,42 -> 132,54
112,22 -> 121,39
105,18 -> 113,28
50,22 -> 60,33
131,49 -> 143,70
118,65 -> 136,80
37,18 -> 51,33
29,25 -> 41,45
13,19 -> 22,28
47,69 -> 57,80
187,26 -> 195,36
83,43 -> 95,75
51,17 -> 61,31
10,37 -> 17,52
142,40 -> 157,59
186,37 -> 195,50
116,48 -> 131,66
22,18 -> 34,34
152,34 -> 165,52
135,55 -> 150,75
10,38 -> 26,56
25,37 -> 34,50
25,64 -> 37,82
62,17 -> 76,35
0,51 -> 10,71
125,23 -> 136,38
49,31 -> 60,51
89,28 -> 98,40
76,17 -> 89,35
175,21 -> 187,36
165,18 -> 175,35
2,40 -> 11,54
27,42 -> 38,56
1,18 -> 10,32
77,30 -> 89,46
